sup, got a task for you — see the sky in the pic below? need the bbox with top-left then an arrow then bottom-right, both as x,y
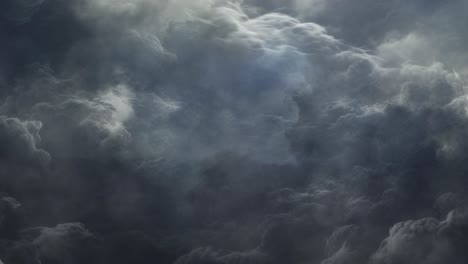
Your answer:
1,0 -> 468,263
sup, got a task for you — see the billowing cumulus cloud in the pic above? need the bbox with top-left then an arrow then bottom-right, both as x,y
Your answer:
1,0 -> 468,263
371,210 -> 468,264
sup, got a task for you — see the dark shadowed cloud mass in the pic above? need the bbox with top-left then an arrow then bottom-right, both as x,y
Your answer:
1,0 -> 468,263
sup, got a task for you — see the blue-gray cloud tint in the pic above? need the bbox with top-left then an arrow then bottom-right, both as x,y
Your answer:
1,0 -> 468,263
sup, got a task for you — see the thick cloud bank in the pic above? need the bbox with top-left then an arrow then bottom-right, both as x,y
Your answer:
1,0 -> 468,263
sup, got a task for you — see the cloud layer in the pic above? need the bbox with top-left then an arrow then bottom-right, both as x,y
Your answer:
1,0 -> 468,263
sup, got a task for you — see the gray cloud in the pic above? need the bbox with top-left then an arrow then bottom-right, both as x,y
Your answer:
0,0 -> 44,24
371,210 -> 468,264
0,115 -> 50,164
1,0 -> 468,263
175,247 -> 272,264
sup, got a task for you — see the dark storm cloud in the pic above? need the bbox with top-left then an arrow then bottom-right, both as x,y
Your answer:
175,247 -> 271,264
371,210 -> 468,264
0,0 -> 44,24
0,116 -> 49,164
1,0 -> 468,263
